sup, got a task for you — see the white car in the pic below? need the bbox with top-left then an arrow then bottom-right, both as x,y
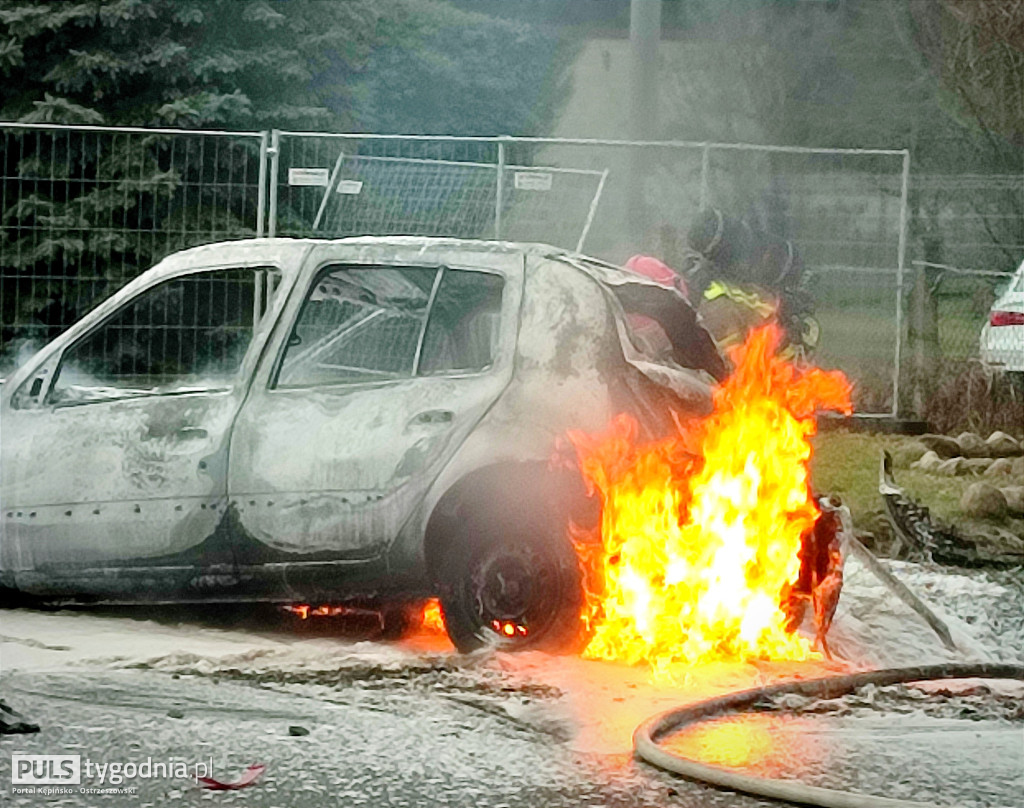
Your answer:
980,259 -> 1024,377
0,237 -> 722,651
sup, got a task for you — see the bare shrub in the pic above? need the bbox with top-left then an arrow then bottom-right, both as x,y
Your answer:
922,362 -> 1024,436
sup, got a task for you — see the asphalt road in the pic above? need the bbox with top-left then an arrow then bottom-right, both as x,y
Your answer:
1,595 -> 1021,808
0,607 -> 781,808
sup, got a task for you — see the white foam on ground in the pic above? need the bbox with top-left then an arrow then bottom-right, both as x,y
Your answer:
1,560 -> 1019,757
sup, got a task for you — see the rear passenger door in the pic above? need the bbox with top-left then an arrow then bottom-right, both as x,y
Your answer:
227,249 -> 522,565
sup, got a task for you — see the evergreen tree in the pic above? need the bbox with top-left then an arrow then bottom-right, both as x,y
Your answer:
0,0 -> 573,365
0,0 -> 385,129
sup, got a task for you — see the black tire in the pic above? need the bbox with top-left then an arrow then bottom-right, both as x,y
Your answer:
437,504 -> 585,654
0,584 -> 38,609
0,585 -> 20,609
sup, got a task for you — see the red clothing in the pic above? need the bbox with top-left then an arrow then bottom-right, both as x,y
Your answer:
625,254 -> 689,300
623,255 -> 691,359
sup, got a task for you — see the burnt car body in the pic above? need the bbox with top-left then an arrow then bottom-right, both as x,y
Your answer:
0,238 -> 720,649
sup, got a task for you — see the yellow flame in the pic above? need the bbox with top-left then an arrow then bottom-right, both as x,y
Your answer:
569,325 -> 851,676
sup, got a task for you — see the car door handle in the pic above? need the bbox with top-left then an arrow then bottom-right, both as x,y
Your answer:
175,426 -> 208,440
412,410 -> 454,425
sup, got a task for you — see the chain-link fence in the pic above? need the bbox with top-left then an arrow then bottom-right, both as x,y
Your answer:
704,147 -> 908,414
0,123 -> 266,374
904,261 -> 1021,367
912,174 -> 1024,273
896,171 -> 1024,425
899,260 -> 1023,433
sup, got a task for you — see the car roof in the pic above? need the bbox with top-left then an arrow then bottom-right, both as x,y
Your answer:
154,236 -> 651,290
162,236 -> 576,268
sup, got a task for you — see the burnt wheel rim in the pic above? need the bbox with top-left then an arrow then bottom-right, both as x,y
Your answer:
467,544 -> 563,645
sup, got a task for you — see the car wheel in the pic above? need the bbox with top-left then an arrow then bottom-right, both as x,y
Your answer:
438,508 -> 585,654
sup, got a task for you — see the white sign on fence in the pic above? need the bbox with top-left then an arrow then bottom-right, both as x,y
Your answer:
335,180 -> 364,195
288,168 -> 329,186
513,171 -> 553,192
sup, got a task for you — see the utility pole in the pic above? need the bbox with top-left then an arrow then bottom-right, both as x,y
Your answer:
629,0 -> 661,250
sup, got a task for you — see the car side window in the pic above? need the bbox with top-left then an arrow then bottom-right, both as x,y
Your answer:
419,270 -> 504,375
276,265 -> 437,387
50,267 -> 274,404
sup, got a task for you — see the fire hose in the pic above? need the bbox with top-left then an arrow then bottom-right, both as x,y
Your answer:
633,662 -> 1024,808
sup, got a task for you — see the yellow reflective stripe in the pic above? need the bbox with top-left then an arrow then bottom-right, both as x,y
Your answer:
703,281 -> 776,317
702,281 -> 729,301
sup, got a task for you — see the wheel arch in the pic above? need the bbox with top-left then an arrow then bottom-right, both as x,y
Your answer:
422,460 -> 598,586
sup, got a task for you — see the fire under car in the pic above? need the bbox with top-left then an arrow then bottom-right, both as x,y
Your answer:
0,237 -> 725,651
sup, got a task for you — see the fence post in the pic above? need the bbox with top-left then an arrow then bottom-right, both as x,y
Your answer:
313,150 -> 346,231
576,169 -> 610,254
494,138 -> 506,240
893,148 -> 911,419
268,129 -> 280,238
699,144 -> 710,211
256,130 -> 268,237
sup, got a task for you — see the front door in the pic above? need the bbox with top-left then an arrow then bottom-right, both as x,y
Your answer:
1,265 -> 279,596
227,249 -> 521,575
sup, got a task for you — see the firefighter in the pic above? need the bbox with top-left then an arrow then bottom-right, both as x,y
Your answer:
684,207 -> 819,361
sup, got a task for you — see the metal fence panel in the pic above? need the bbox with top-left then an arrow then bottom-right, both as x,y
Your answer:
0,123 -> 265,374
270,133 -> 609,251
501,139 -> 908,413
1,123 -> 922,418
907,263 -> 1021,364
272,135 -> 498,241
503,139 -> 706,262
704,146 -> 908,413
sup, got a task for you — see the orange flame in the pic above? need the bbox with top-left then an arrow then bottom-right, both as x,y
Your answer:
282,603 -> 351,619
568,325 -> 851,677
421,599 -> 447,634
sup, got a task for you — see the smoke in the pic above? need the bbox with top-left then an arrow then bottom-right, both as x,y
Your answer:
0,339 -> 46,379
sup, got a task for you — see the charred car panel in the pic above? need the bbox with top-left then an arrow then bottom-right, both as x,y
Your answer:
0,238 -> 719,645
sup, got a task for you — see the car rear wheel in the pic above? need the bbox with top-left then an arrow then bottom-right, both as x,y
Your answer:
437,508 -> 585,654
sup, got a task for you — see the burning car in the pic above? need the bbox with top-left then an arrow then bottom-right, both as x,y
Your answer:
0,237 -> 723,651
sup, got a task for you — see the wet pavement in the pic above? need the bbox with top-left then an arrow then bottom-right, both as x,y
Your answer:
664,708 -> 1024,808
1,662 -> 774,808
2,565 -> 1022,808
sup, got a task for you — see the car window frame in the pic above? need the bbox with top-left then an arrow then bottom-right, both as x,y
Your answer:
43,264 -> 281,409
269,262 -> 506,391
415,267 -> 506,379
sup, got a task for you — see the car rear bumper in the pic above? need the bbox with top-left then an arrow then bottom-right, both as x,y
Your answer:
981,324 -> 1024,372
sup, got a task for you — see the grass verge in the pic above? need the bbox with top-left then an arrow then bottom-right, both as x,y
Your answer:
810,430 -> 1024,544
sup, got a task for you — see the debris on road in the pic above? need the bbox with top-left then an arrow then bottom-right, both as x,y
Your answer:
196,763 -> 266,791
883,450 -> 980,563
0,697 -> 39,734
